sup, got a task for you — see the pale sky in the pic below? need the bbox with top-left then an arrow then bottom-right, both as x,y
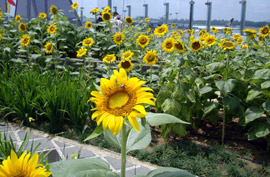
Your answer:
74,0 -> 270,22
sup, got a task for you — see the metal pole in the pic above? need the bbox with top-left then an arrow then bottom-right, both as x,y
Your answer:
113,6 -> 117,12
143,4 -> 148,18
205,1 -> 212,32
127,5 -> 131,17
164,3 -> 169,24
189,0 -> 195,30
108,0 -> 112,9
27,0 -> 31,20
80,7 -> 84,23
240,0 -> 247,35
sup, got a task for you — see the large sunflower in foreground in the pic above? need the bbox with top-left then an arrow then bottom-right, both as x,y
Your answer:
174,40 -> 185,53
119,59 -> 133,72
89,68 -> 155,135
103,54 -> 116,64
113,32 -> 124,45
18,22 -> 27,32
125,17 -> 133,25
190,39 -> 203,52
0,150 -> 52,177
154,24 -> 168,38
162,38 -> 175,53
143,50 -> 158,66
85,21 -> 92,29
136,34 -> 150,48
102,12 -> 111,22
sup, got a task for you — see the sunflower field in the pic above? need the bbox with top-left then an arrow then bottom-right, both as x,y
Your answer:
1,3 -> 270,155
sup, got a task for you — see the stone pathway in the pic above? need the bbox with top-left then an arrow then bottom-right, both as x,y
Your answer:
0,121 -> 158,177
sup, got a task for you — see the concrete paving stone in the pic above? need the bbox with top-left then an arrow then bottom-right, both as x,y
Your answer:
18,130 -> 43,140
125,166 -> 152,177
40,149 -> 61,163
0,125 -> 12,132
104,156 -> 135,170
54,140 -> 73,148
63,146 -> 96,159
1,131 -> 16,140
26,139 -> 55,151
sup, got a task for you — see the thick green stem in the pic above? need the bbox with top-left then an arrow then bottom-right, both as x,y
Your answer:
121,123 -> 127,177
150,66 -> 153,88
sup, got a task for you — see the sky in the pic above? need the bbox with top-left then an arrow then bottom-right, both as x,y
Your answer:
74,0 -> 270,22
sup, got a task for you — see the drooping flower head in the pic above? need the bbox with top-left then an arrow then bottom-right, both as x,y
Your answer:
15,15 -> 21,22
161,38 -> 175,53
113,32 -> 124,45
85,21 -> 92,29
125,17 -> 133,25
190,39 -> 203,52
82,38 -> 95,47
39,12 -> 47,19
119,59 -> 133,72
102,6 -> 111,14
50,5 -> 58,15
88,68 -> 155,135
121,50 -> 134,59
103,54 -> 116,64
219,40 -> 235,51
20,34 -> 31,47
0,150 -> 52,177
233,34 -> 242,40
136,34 -> 150,48
174,40 -> 185,53
77,48 -> 87,58
47,24 -> 56,34
91,8 -> 99,14
44,42 -> 53,54
18,22 -> 27,32
143,50 -> 158,66
154,24 -> 168,38
71,2 -> 79,10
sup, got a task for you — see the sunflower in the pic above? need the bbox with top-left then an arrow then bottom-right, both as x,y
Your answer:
136,34 -> 150,48
102,6 -> 111,13
121,50 -> 134,59
233,34 -> 241,40
82,38 -> 95,47
125,17 -> 133,25
15,15 -> 21,22
44,42 -> 53,54
103,54 -> 116,64
171,24 -> 176,28
162,38 -> 175,53
145,17 -> 149,22
20,34 -> 31,47
85,21 -> 92,29
113,32 -> 124,45
154,24 -> 169,38
174,40 -> 185,53
198,29 -> 207,36
172,31 -> 178,36
0,8 -> 2,18
147,28 -> 151,33
220,40 -> 235,51
89,68 -> 155,135
0,33 -> 2,40
119,59 -> 133,72
91,8 -> 99,13
47,24 -> 56,34
243,29 -> 257,35
39,12 -> 47,19
241,45 -> 248,49
187,29 -> 191,34
199,33 -> 209,41
71,2 -> 79,10
50,5 -> 58,15
236,37 -> 243,46
178,30 -> 183,38
259,25 -> 269,37
0,150 -> 52,177
18,22 -> 26,32
204,35 -> 217,47
151,34 -> 155,40
102,12 -> 111,22
190,35 -> 194,41
258,35 -> 264,41
143,50 -> 158,66
211,26 -> 218,33
77,48 -> 87,58
190,39 -> 203,52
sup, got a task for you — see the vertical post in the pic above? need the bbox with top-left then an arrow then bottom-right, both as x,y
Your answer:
143,4 -> 148,18
27,0 -> 31,20
205,1 -> 212,32
80,7 -> 84,23
45,0 -> 48,18
240,0 -> 247,35
113,6 -> 117,12
189,0 -> 195,30
164,3 -> 169,24
126,5 -> 131,17
108,0 -> 112,9
175,12 -> 178,22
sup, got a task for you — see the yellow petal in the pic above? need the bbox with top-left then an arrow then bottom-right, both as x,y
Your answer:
133,105 -> 147,116
127,116 -> 140,133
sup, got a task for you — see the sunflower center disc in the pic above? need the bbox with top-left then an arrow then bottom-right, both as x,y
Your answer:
109,91 -> 129,109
